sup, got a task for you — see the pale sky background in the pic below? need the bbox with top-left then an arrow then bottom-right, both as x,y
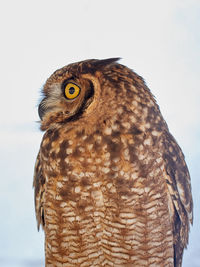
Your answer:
0,0 -> 199,266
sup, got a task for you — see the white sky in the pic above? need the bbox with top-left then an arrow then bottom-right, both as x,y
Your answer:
0,0 -> 199,266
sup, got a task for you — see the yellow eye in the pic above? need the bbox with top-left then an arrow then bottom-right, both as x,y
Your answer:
64,82 -> 80,100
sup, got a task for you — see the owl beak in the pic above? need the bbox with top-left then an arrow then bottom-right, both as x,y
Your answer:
38,98 -> 47,120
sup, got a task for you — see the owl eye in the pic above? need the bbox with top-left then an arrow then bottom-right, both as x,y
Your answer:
64,82 -> 81,100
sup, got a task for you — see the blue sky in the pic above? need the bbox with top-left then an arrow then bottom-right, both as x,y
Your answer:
0,0 -> 199,266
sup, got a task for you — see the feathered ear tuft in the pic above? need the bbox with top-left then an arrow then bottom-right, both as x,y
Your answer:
78,57 -> 121,74
93,58 -> 121,68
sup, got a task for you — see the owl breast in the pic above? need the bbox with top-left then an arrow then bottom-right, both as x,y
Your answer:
41,126 -> 174,267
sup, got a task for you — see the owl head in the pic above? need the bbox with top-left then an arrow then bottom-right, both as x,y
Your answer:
38,58 -> 151,133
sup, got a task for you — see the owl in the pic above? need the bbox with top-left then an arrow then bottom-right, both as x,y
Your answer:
33,58 -> 193,267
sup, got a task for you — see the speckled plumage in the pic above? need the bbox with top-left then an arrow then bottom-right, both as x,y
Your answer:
33,58 -> 193,267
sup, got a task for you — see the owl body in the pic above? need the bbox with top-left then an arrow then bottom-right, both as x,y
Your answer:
34,58 -> 193,267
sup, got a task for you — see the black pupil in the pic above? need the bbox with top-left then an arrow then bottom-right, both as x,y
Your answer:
69,87 -> 75,94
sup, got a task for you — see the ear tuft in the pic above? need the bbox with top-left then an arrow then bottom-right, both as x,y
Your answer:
78,57 -> 121,74
93,58 -> 121,68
